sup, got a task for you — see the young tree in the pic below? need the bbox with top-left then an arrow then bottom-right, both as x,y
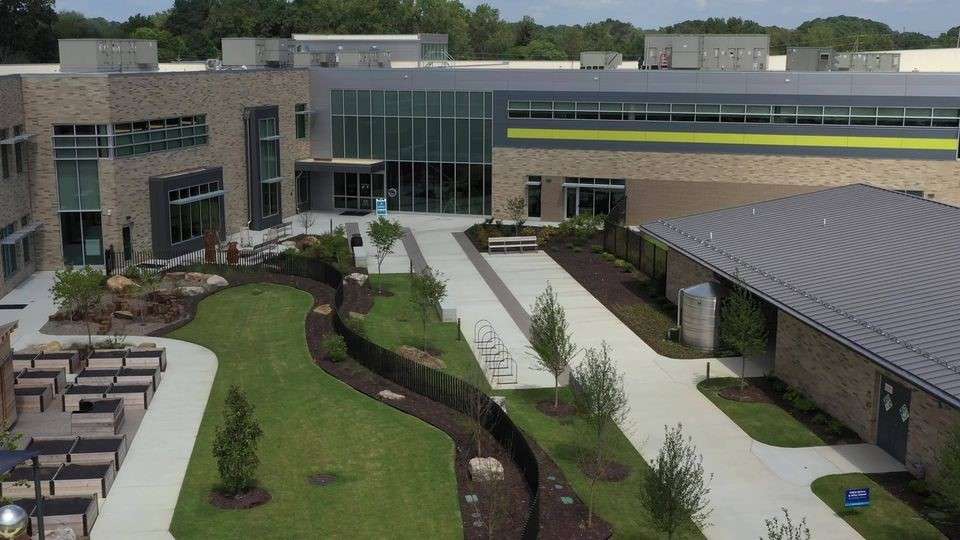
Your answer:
571,341 -> 629,527
718,276 -> 768,391
408,266 -> 448,350
465,370 -> 495,458
50,266 -> 106,347
504,196 -> 527,235
366,216 -> 405,292
527,283 -> 578,409
763,507 -> 811,540
936,422 -> 960,511
639,423 -> 713,539
212,384 -> 264,497
297,210 -> 317,235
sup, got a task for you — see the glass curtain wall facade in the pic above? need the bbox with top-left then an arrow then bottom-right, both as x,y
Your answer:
331,89 -> 493,214
53,124 -> 106,265
259,117 -> 281,218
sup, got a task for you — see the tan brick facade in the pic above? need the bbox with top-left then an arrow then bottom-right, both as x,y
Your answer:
20,69 -> 310,270
0,75 -> 36,297
492,147 -> 960,224
664,251 -> 714,305
775,311 -> 960,478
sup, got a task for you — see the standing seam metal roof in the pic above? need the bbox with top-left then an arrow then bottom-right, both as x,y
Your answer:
640,184 -> 960,407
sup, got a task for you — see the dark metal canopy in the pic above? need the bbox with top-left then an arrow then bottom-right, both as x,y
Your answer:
0,450 -> 39,475
296,158 -> 385,174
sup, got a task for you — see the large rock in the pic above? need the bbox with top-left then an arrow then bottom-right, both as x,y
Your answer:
206,275 -> 229,288
396,345 -> 446,370
112,310 -> 135,320
378,389 -> 405,401
41,341 -> 63,352
469,457 -> 504,482
280,241 -> 299,252
298,236 -> 320,249
178,286 -> 206,297
165,271 -> 185,282
184,272 -> 208,283
346,273 -> 368,286
313,304 -> 333,316
106,275 -> 137,294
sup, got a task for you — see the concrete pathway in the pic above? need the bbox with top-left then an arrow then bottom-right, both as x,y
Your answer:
0,271 -> 57,348
483,251 -> 904,539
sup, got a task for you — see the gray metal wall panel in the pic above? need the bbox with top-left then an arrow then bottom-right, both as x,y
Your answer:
499,89 -> 960,107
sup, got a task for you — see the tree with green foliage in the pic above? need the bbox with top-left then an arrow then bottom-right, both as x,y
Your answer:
504,196 -> 527,235
130,26 -> 187,61
408,266 -> 448,350
50,266 -> 106,348
0,430 -> 24,505
718,276 -> 768,390
762,507 -> 811,540
571,341 -> 629,527
212,384 -> 264,497
936,422 -> 960,514
366,216 -> 405,291
0,0 -> 58,63
528,283 -> 578,409
640,423 -> 713,539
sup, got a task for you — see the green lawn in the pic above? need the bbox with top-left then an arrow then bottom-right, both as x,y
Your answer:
365,273 -> 490,390
502,387 -> 705,538
698,378 -> 825,447
168,284 -> 461,539
812,474 -> 945,539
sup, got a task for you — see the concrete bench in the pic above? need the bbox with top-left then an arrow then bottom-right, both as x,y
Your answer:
488,235 -> 538,253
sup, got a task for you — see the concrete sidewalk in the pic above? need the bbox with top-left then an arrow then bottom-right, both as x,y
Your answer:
483,251 -> 904,540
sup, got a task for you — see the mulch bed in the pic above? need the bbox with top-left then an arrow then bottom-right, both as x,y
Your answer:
209,487 -> 271,510
543,236 -> 709,360
536,400 -> 578,418
718,383 -> 772,403
156,266 -> 612,539
868,472 -> 960,539
578,458 -> 631,482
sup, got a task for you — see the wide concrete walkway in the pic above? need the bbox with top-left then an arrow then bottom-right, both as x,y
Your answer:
483,251 -> 904,539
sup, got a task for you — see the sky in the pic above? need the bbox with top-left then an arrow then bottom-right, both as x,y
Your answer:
56,0 -> 959,37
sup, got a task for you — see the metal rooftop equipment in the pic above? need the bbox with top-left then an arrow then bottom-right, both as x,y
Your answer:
642,34 -> 768,71
221,38 -> 294,68
58,39 -> 158,73
580,51 -> 622,70
641,184 -> 960,408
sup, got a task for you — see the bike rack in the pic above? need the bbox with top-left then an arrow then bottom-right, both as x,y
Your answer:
472,320 -> 518,386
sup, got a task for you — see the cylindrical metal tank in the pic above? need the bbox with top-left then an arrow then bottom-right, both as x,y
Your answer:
679,282 -> 724,351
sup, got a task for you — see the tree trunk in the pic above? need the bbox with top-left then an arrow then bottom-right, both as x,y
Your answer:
85,316 -> 93,348
554,378 -> 559,408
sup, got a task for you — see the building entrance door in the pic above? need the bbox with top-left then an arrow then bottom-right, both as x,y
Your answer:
876,375 -> 910,463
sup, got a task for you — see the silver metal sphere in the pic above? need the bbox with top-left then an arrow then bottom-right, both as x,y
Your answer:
0,504 -> 28,540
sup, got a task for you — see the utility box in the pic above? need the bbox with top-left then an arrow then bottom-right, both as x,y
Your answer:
786,47 -> 834,71
579,51 -> 623,70
58,39 -> 158,73
643,34 -> 768,71
221,38 -> 293,67
834,52 -> 901,72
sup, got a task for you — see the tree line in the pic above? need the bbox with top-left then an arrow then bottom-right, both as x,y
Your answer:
3,0 -> 959,64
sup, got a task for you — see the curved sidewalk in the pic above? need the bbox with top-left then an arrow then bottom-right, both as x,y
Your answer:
481,251 -> 904,539
14,333 -> 218,540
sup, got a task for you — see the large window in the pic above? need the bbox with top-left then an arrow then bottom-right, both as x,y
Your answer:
563,178 -> 625,219
0,223 -> 16,278
331,89 -> 493,214
295,104 -> 309,139
168,180 -> 224,245
13,125 -> 23,173
334,172 -> 384,210
507,101 -> 960,128
527,176 -> 542,218
259,117 -> 281,218
0,128 -> 8,178
112,115 -> 207,157
53,124 -> 104,266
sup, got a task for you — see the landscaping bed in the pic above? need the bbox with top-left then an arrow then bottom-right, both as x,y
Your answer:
698,377 -> 860,447
543,234 -> 709,359
812,473 -> 948,539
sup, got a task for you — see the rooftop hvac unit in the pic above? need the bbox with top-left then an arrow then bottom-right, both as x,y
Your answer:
579,51 -> 622,70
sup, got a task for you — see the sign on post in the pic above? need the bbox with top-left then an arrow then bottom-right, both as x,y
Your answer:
375,197 -> 387,216
844,488 -> 871,508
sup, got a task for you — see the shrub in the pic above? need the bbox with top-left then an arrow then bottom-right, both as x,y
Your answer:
557,213 -> 604,245
601,252 -> 616,262
614,259 -> 631,272
212,385 -> 263,497
572,246 -> 582,253
535,226 -> 558,246
590,245 -> 603,254
784,388 -> 817,413
908,479 -> 931,497
825,418 -> 846,437
303,232 -> 351,267
811,413 -> 828,425
770,377 -> 788,394
322,335 -> 349,362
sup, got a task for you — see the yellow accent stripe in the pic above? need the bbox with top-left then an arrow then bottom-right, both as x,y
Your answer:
506,127 -> 957,152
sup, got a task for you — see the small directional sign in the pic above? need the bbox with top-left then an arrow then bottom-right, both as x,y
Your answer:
375,197 -> 387,216
844,488 -> 871,508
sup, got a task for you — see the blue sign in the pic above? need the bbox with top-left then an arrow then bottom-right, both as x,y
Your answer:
375,197 -> 388,216
844,488 -> 871,508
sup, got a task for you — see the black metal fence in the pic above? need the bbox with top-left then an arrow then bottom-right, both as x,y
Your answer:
121,247 -> 542,538
602,224 -> 669,294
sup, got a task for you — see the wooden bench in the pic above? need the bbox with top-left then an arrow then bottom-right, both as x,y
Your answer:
488,235 -> 539,253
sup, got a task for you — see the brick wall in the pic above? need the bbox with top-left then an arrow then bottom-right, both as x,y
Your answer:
664,251 -> 714,304
21,68 -> 310,270
0,75 -> 36,297
775,311 -> 960,479
492,147 -> 960,222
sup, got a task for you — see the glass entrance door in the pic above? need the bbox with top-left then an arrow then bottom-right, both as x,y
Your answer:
60,211 -> 103,266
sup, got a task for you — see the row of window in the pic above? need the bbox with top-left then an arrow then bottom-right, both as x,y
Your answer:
169,180 -> 222,203
0,126 -> 25,179
169,193 -> 223,246
332,116 -> 493,163
332,162 -> 493,215
259,117 -> 282,219
54,117 -> 209,160
0,216 -> 31,279
507,101 -> 960,127
332,90 -> 494,119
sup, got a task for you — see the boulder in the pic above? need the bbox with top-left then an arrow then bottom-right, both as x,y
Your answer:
377,389 -> 405,401
206,275 -> 229,288
184,272 -> 207,283
178,286 -> 206,297
298,236 -> 320,249
280,241 -> 299,253
313,304 -> 333,316
396,345 -> 446,370
346,273 -> 368,286
165,272 -> 185,282
112,310 -> 135,320
106,275 -> 137,294
469,457 -> 504,482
